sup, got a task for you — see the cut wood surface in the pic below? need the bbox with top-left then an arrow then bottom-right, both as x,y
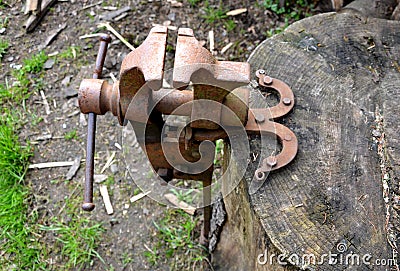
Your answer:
213,9 -> 400,271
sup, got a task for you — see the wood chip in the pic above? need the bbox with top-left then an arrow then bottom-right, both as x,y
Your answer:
99,185 -> 114,215
167,0 -> 183,7
208,30 -> 215,55
110,72 -> 117,83
79,113 -> 88,126
99,6 -> 131,21
25,0 -> 40,14
65,155 -> 82,180
94,174 -> 108,183
114,142 -> 122,150
34,134 -> 52,141
102,6 -> 117,10
221,42 -> 233,54
24,0 -> 57,32
28,161 -> 75,169
164,193 -> 196,215
114,12 -> 129,22
226,8 -> 247,16
44,23 -> 67,47
130,191 -> 151,203
79,33 -> 105,40
79,1 -> 102,11
40,90 -> 51,115
67,110 -> 80,117
100,151 -> 115,173
97,22 -> 135,51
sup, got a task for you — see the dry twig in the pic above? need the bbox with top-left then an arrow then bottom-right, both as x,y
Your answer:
28,161 -> 75,169
100,185 -> 114,215
164,193 -> 196,215
97,22 -> 135,51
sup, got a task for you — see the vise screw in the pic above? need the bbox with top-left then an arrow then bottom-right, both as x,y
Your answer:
78,26 -> 298,246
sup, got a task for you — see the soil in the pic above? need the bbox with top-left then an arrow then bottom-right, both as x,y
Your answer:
0,0 -> 325,270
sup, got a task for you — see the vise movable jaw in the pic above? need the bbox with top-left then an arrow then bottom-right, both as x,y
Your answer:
78,26 -> 298,246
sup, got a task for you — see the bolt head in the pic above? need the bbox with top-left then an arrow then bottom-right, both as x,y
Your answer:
283,97 -> 291,105
284,134 -> 292,141
254,112 -> 265,123
263,76 -> 273,85
258,69 -> 265,75
266,156 -> 277,167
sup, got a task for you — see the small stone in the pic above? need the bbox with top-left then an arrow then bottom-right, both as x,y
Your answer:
10,63 -> 22,70
94,174 -> 108,183
142,207 -> 149,216
44,58 -> 55,69
0,28 -> 5,34
109,218 -> 119,226
104,55 -> 117,69
61,75 -> 72,86
62,123 -> 67,129
372,129 -> 381,137
167,12 -> 176,21
64,87 -> 77,99
7,56 -> 14,62
110,164 -> 119,174
79,113 -> 87,126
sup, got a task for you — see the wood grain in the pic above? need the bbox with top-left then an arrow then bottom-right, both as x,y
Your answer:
214,11 -> 400,271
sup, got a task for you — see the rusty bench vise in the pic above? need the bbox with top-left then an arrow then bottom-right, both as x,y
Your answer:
78,26 -> 298,246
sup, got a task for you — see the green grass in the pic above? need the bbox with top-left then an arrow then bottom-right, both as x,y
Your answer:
202,4 -> 227,23
224,19 -> 236,32
0,51 -> 48,104
0,113 -> 46,269
57,46 -> 80,60
0,54 -> 48,269
0,39 -> 9,61
0,0 -> 7,9
64,129 -> 78,140
0,51 -> 106,270
0,16 -> 8,28
263,0 -> 315,36
170,188 -> 195,204
39,216 -> 105,270
145,209 -> 206,269
187,0 -> 202,7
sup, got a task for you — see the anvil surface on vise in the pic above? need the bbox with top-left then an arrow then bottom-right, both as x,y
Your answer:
78,26 -> 298,246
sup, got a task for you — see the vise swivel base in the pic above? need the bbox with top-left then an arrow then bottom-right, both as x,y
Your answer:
78,26 -> 298,247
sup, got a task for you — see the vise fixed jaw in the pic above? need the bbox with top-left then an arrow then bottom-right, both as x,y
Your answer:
78,26 -> 298,244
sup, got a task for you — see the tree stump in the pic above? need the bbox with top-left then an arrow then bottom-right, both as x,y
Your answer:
212,8 -> 400,271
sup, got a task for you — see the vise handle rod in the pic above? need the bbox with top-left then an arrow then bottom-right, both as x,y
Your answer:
82,34 -> 111,212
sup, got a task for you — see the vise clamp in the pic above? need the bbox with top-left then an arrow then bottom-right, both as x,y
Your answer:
78,26 -> 298,246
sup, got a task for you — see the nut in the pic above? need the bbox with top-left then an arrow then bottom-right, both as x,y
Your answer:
282,97 -> 291,105
266,156 -> 277,167
263,76 -> 273,85
284,134 -> 292,141
254,112 -> 265,123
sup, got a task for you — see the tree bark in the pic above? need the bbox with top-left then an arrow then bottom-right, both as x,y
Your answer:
344,0 -> 398,19
212,10 -> 400,271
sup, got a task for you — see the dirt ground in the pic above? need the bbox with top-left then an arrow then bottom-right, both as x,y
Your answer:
1,0 -> 324,270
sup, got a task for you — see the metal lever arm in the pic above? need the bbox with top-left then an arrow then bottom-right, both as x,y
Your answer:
80,34 -> 111,211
